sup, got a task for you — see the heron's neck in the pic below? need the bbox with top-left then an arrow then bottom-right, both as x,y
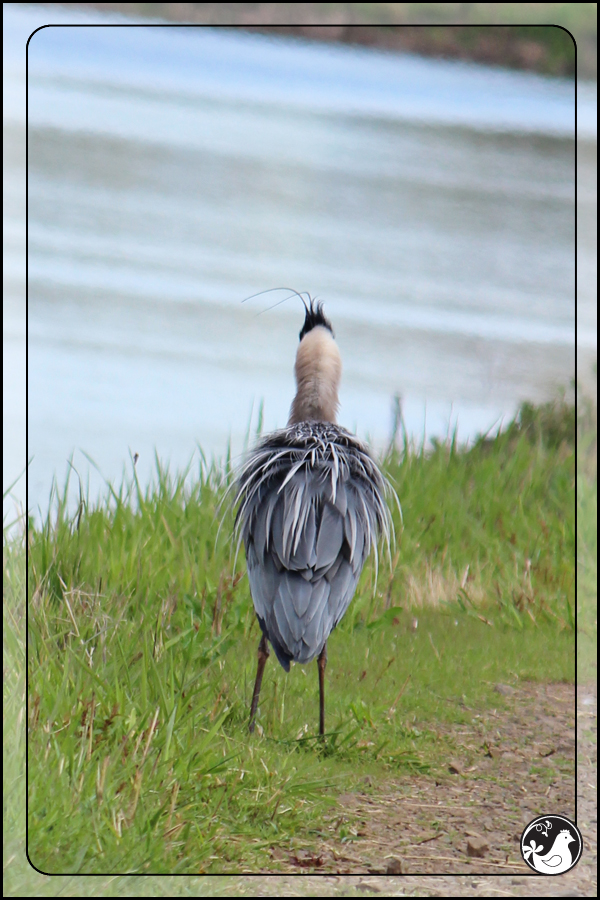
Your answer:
288,326 -> 342,425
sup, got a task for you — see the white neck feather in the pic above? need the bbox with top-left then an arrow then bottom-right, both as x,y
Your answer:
288,326 -> 342,425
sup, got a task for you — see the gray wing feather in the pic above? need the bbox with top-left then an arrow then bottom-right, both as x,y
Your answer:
274,575 -> 306,644
327,558 -> 357,628
344,500 -> 357,562
314,502 -> 344,571
299,578 -> 331,661
286,497 -> 317,571
270,498 -> 286,567
323,553 -> 343,583
237,423 -> 394,667
303,576 -> 330,625
301,613 -> 325,660
246,481 -> 366,664
345,488 -> 367,571
246,542 -> 277,621
251,496 -> 270,564
333,483 -> 347,518
282,570 -> 313,620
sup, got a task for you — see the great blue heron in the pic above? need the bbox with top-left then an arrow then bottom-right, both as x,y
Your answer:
234,295 -> 395,736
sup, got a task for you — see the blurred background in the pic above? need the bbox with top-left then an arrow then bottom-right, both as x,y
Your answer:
3,4 -> 596,519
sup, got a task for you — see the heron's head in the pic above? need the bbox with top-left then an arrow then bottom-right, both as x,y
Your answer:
298,299 -> 334,341
289,300 -> 341,425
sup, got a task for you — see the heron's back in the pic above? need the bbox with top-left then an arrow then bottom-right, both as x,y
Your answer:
235,422 -> 390,670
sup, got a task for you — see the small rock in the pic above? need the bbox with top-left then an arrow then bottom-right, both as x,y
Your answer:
494,683 -> 515,696
385,857 -> 403,874
484,745 -> 501,758
448,761 -> 463,775
539,745 -> 556,757
289,849 -> 324,867
466,836 -> 489,858
555,742 -> 575,754
356,882 -> 381,893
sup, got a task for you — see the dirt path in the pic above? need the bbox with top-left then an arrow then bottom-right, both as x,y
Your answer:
231,682 -> 596,896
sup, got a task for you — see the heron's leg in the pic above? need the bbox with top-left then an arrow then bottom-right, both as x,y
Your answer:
317,642 -> 327,737
249,634 -> 269,733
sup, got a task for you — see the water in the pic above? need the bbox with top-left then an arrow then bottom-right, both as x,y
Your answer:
4,5 -> 595,519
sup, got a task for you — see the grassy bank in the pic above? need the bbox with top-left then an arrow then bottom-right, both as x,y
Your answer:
46,3 -> 596,78
17,397 -> 578,878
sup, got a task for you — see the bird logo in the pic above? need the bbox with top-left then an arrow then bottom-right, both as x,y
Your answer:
520,815 -> 583,875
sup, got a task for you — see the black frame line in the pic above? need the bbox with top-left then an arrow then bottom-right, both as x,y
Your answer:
23,13 -> 579,881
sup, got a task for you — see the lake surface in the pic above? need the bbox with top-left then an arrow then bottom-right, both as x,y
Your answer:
3,5 -> 596,519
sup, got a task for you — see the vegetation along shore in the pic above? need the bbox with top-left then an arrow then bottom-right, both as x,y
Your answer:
39,3 -> 596,78
6,393 -> 589,881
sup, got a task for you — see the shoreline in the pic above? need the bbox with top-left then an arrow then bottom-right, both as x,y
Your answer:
33,3 -> 596,79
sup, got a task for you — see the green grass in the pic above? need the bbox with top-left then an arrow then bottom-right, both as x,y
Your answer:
5,516 -> 230,896
12,396 -> 578,880
4,529 -> 26,890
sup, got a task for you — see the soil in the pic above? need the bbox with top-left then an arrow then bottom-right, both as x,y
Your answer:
231,682 -> 597,896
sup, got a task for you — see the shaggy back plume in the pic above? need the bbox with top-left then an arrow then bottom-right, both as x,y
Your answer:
233,422 -> 396,669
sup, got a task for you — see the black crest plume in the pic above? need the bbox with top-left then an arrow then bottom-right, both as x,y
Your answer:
299,298 -> 334,341
242,287 -> 334,340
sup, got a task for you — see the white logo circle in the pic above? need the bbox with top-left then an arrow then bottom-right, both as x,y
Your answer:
520,815 -> 583,875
